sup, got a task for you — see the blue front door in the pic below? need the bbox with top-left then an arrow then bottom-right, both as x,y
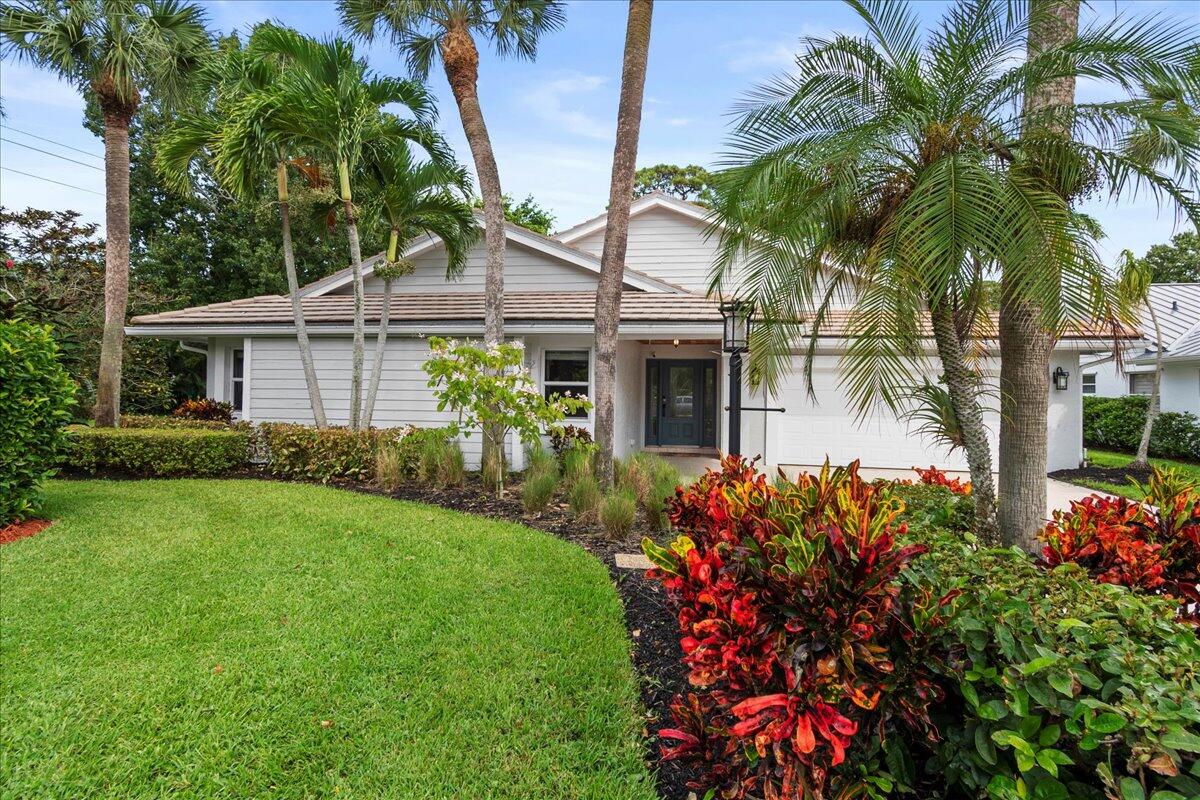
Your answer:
646,359 -> 717,447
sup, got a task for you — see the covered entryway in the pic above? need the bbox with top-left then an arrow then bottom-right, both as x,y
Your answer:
645,358 -> 718,448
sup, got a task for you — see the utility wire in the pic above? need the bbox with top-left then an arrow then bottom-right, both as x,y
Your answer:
1,166 -> 103,196
0,123 -> 103,160
1,137 -> 104,171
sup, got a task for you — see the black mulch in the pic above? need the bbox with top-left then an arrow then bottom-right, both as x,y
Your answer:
62,467 -> 700,799
1049,462 -> 1154,489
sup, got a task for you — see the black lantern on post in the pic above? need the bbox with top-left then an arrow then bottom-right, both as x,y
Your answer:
719,299 -> 754,456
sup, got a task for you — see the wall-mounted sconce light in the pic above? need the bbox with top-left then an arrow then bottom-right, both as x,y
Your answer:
1052,367 -> 1069,391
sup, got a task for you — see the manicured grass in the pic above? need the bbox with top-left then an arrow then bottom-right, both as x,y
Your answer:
0,480 -> 656,799
1081,449 -> 1200,499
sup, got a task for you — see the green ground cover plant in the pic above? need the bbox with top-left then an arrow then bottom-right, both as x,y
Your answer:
0,479 -> 655,799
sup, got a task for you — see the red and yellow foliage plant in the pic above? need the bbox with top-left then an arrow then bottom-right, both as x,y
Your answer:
911,465 -> 972,496
172,397 -> 233,424
642,457 -> 959,799
1041,467 -> 1199,620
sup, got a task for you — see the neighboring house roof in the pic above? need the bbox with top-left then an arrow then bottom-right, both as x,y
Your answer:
128,292 -> 1135,344
1131,283 -> 1200,364
299,212 -> 685,297
553,191 -> 711,244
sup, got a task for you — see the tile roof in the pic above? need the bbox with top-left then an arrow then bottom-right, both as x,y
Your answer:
129,291 -> 1135,340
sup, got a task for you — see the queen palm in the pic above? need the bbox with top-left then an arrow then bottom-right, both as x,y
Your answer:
358,143 -> 477,427
245,26 -> 444,430
1,0 -> 210,426
711,0 -> 1199,538
155,30 -> 331,428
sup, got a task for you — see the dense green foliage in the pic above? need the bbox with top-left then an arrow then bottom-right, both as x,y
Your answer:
119,413 -> 242,431
0,321 -> 75,522
0,207 -> 181,414
0,479 -> 655,798
1136,230 -> 1200,284
259,423 -> 403,483
633,163 -> 715,206
474,193 -> 556,235
1083,396 -> 1200,461
64,426 -> 249,477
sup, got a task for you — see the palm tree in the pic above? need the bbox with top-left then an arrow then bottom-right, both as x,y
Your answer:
593,0 -> 653,488
1116,251 -> 1162,469
245,26 -> 443,430
339,0 -> 565,456
156,31 -> 331,428
1,0 -> 210,426
358,143 -> 477,427
710,0 -> 1199,538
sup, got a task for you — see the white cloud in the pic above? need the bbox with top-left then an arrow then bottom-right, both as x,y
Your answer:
519,72 -> 612,140
665,117 -> 692,127
722,24 -> 861,75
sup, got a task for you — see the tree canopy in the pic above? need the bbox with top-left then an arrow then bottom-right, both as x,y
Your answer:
475,193 -> 555,234
1137,230 -> 1200,283
633,163 -> 714,206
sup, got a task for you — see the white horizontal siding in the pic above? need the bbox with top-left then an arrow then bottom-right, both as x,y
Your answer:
337,239 -> 599,295
247,335 -> 512,466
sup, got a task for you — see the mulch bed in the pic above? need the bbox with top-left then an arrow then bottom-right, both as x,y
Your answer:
59,467 -> 699,798
1050,462 -> 1154,489
1,518 -> 52,545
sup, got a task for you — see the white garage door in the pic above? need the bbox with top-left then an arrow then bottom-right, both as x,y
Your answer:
769,365 -> 999,471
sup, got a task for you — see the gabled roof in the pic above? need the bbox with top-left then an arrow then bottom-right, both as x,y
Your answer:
553,191 -> 712,245
1130,283 -> 1200,364
300,212 -> 685,298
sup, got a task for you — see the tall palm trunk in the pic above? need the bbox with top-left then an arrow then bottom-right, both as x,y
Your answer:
440,21 -> 505,469
1132,298 -> 1163,467
594,0 -> 654,488
339,160 -> 367,431
94,109 -> 132,427
999,0 -> 1080,550
277,161 -> 328,429
930,301 -> 998,540
362,228 -> 400,429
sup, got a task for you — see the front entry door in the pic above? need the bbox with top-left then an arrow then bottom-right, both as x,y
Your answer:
646,359 -> 717,447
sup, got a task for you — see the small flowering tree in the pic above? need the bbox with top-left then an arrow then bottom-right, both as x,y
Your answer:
423,337 -> 590,494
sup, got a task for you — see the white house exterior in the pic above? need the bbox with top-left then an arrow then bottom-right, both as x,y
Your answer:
1081,283 -> 1200,415
128,192 -> 1125,473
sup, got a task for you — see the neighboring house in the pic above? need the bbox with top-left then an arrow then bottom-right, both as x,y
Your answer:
1081,283 -> 1200,414
128,192 -> 1127,472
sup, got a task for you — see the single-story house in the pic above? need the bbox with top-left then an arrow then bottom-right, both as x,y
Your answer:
128,192 -> 1127,472
1082,283 -> 1200,414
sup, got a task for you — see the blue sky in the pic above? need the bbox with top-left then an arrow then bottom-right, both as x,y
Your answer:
2,0 -> 1197,266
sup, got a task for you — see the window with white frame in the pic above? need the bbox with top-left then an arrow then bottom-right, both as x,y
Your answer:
544,350 -> 589,418
1129,372 -> 1154,396
1082,373 -> 1096,395
231,348 -> 244,412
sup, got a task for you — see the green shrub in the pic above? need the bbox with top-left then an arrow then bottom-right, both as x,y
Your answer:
1083,395 -> 1200,461
64,426 -> 248,477
903,525 -> 1200,800
172,397 -> 233,423
521,469 -> 560,513
259,423 -> 401,483
890,481 -> 975,534
1,321 -> 75,522
120,414 -> 240,431
599,487 -> 637,538
569,473 -> 601,521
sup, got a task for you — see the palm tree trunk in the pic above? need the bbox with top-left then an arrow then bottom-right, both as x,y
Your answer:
277,162 -> 328,429
998,0 -> 1080,551
362,229 -> 400,429
340,160 -> 366,431
930,301 -> 998,541
594,0 -> 654,488
94,111 -> 131,427
1132,298 -> 1163,467
441,22 -> 505,469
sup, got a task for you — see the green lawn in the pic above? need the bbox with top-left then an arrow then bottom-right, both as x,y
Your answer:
1080,449 -> 1200,499
0,480 -> 656,799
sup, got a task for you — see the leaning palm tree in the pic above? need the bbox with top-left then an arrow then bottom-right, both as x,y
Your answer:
1116,251 -> 1163,469
358,143 -> 477,427
156,30 -> 330,428
246,26 -> 444,430
1,0 -> 210,426
710,0 -> 1200,539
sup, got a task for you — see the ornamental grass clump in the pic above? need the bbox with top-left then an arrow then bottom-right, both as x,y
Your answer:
374,445 -> 405,492
522,470 -> 560,514
569,473 -> 602,522
599,488 -> 637,539
562,441 -> 596,490
642,457 -> 957,799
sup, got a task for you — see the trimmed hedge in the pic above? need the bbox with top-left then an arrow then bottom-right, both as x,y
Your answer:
258,423 -> 405,483
64,426 -> 250,477
1,321 -> 75,522
1083,395 -> 1200,461
121,414 -> 245,431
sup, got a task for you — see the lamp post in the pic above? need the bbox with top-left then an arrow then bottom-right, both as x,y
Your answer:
719,299 -> 753,457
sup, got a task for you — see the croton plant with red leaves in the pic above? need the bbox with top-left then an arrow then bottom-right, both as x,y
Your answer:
911,466 -> 972,496
643,457 -> 959,799
1041,467 -> 1199,621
